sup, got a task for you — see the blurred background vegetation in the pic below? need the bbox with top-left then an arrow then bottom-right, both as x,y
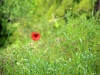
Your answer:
0,0 -> 97,46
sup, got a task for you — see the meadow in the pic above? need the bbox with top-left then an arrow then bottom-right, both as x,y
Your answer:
0,0 -> 100,75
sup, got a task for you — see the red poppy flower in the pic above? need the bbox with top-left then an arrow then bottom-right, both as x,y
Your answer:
31,32 -> 40,41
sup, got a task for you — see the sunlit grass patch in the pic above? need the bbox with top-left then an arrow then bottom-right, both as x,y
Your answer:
0,14 -> 100,75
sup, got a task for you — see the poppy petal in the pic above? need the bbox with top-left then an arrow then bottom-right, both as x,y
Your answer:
31,32 -> 40,41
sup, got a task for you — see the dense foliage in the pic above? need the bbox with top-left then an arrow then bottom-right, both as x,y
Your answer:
0,0 -> 95,46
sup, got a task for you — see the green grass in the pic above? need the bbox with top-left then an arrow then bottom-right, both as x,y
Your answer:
0,14 -> 100,75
